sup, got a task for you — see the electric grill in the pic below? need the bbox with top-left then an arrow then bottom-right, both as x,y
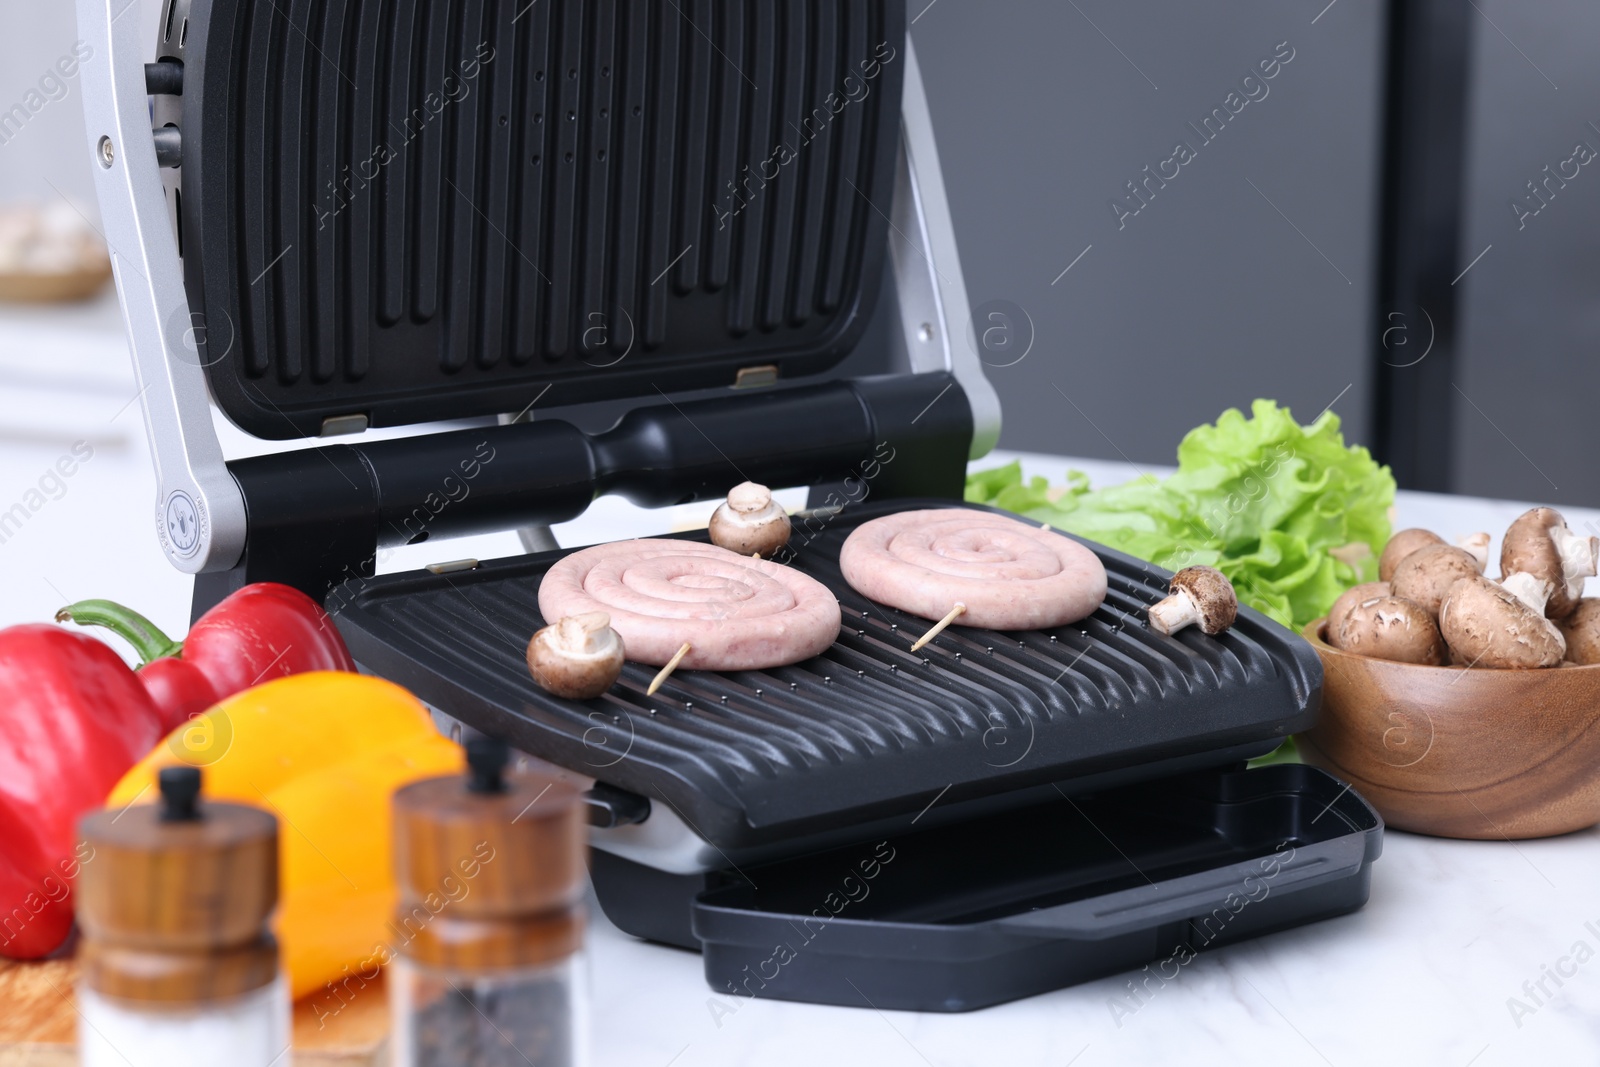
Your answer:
80,0 -> 1381,1012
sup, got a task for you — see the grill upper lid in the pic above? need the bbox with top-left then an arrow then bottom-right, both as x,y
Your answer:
330,500 -> 1324,852
177,0 -> 906,438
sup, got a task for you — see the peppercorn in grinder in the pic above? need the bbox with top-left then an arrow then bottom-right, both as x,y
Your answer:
391,738 -> 589,1067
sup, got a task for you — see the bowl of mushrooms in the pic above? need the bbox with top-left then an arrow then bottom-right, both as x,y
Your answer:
0,203 -> 113,303
1298,508 -> 1600,839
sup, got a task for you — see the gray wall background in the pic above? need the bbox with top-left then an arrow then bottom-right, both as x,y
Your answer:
1453,0 -> 1600,508
909,0 -> 1386,473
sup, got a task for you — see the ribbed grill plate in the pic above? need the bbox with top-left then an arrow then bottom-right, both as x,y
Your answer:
332,501 -> 1322,848
181,0 -> 904,437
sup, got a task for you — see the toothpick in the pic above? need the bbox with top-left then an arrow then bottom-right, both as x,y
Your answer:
647,642 -> 693,696
910,603 -> 966,652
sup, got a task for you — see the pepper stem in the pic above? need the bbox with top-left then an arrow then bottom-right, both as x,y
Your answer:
56,599 -> 184,665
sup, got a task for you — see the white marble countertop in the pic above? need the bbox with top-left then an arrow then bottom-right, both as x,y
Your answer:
0,302 -> 1596,1064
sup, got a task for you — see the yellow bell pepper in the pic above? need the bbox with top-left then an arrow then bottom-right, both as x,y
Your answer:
107,671 -> 463,1001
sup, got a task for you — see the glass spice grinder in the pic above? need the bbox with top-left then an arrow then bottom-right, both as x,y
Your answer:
76,765 -> 289,1067
390,737 -> 589,1067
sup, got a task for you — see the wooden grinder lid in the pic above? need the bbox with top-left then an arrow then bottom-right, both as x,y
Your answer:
392,737 -> 586,971
77,766 -> 279,1003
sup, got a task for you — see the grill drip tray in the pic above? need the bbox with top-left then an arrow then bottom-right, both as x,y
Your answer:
332,500 -> 1323,852
596,763 -> 1382,1012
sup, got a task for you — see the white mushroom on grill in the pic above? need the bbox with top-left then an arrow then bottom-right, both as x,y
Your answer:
1438,574 -> 1565,669
1390,544 -> 1483,619
527,612 -> 626,700
1149,566 -> 1238,636
1334,596 -> 1448,666
1500,507 -> 1598,621
708,482 -> 792,559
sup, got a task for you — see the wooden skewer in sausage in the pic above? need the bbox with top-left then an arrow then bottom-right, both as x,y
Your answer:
647,642 -> 694,696
839,509 -> 1107,631
910,603 -> 967,652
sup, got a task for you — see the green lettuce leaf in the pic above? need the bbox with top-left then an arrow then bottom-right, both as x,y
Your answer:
966,400 -> 1394,629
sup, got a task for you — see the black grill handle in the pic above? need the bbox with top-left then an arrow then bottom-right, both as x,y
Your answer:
193,372 -> 972,619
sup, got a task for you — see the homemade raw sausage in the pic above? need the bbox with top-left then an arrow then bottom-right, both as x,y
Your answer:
839,509 -> 1107,629
537,539 -> 841,669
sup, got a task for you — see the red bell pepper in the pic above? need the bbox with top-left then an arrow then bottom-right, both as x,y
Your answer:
0,626 -> 169,959
57,583 -> 357,727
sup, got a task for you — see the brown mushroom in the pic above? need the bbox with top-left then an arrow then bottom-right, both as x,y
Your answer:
1438,574 -> 1565,669
1378,528 -> 1444,582
1335,596 -> 1448,665
1390,544 -> 1484,619
1556,598 -> 1600,665
1149,566 -> 1238,635
1325,581 -> 1391,646
527,612 -> 626,699
1500,507 -> 1598,620
708,482 -> 792,559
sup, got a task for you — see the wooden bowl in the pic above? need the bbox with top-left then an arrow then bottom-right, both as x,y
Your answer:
0,262 -> 112,304
1298,619 -> 1600,839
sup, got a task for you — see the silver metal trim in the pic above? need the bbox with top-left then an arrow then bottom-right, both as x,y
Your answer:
895,40 -> 1001,459
77,0 -> 246,574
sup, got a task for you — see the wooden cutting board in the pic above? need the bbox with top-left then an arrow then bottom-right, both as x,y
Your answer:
0,959 -> 389,1066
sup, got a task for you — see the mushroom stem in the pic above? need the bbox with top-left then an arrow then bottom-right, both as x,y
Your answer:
1149,589 -> 1200,635
647,642 -> 693,697
910,603 -> 966,652
1455,532 -> 1490,573
709,482 -> 792,559
555,611 -> 618,656
1549,524 -> 1599,593
1500,572 -> 1554,616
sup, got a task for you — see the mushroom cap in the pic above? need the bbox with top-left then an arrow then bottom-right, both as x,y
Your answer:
1334,596 -> 1448,665
1501,507 -> 1596,619
1390,544 -> 1482,618
708,483 -> 792,559
1378,528 -> 1445,582
1167,566 -> 1238,634
527,612 -> 626,699
1556,598 -> 1600,666
1325,581 -> 1391,646
1438,574 -> 1565,669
